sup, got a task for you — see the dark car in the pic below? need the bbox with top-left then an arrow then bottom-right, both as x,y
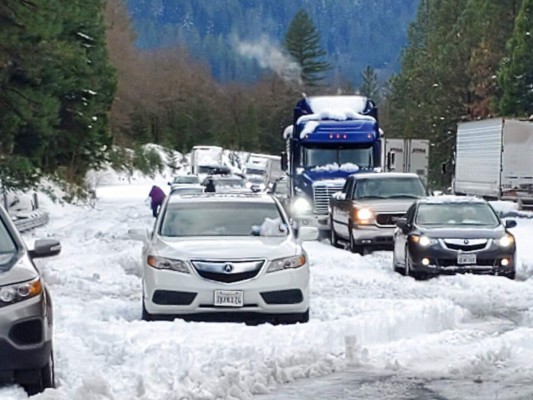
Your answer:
393,196 -> 517,279
0,205 -> 61,394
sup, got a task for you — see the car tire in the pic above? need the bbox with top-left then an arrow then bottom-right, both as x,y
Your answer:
21,352 -> 55,396
329,218 -> 341,248
142,299 -> 153,321
349,227 -> 364,255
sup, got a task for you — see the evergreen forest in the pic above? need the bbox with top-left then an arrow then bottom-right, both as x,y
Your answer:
1,0 -> 533,191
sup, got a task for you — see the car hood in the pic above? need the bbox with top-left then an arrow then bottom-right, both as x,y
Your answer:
417,225 -> 506,239
0,254 -> 39,285
152,236 -> 300,260
354,198 -> 419,213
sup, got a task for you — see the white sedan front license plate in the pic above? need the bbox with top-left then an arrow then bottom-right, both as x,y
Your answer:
457,253 -> 476,265
214,290 -> 244,307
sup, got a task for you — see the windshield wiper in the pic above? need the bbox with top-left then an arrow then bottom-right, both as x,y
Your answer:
388,194 -> 421,199
357,195 -> 387,199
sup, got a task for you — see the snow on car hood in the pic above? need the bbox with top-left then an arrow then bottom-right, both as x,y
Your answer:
419,225 -> 506,239
153,236 -> 300,260
354,198 -> 420,213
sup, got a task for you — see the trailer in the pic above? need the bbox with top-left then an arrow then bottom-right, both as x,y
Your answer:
453,118 -> 533,209
382,138 -> 429,185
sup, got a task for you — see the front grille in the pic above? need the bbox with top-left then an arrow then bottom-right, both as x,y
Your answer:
191,259 -> 265,283
196,270 -> 259,283
313,183 -> 344,214
376,213 -> 404,227
442,239 -> 488,252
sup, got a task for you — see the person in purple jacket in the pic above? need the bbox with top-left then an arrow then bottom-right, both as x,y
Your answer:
148,185 -> 166,217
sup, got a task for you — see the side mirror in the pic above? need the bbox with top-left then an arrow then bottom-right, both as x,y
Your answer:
395,217 -> 409,232
298,226 -> 319,241
505,219 -> 517,229
129,228 -> 149,241
281,152 -> 288,171
29,239 -> 61,258
332,192 -> 346,201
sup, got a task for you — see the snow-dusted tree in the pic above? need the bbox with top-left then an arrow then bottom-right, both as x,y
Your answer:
283,9 -> 331,88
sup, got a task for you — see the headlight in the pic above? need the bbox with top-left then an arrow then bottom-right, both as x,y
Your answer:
147,255 -> 190,273
0,277 -> 42,307
356,208 -> 374,222
245,182 -> 253,189
498,234 -> 514,248
267,254 -> 307,273
292,197 -> 312,214
410,235 -> 437,247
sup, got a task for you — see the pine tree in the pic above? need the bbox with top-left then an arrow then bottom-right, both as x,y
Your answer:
498,0 -> 533,117
359,66 -> 380,104
283,9 -> 331,88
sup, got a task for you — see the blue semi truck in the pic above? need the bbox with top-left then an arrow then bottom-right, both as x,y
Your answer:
281,95 -> 382,233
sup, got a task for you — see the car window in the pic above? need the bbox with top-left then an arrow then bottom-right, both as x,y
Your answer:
354,177 -> 426,199
415,203 -> 499,226
171,187 -> 204,195
173,176 -> 199,184
0,219 -> 17,269
160,202 -> 287,237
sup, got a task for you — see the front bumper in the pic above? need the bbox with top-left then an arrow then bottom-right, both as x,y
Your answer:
351,225 -> 395,250
0,295 -> 52,381
409,243 -> 516,277
143,264 -> 310,317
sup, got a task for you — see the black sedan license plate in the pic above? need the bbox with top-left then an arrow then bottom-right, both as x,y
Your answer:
458,253 -> 476,265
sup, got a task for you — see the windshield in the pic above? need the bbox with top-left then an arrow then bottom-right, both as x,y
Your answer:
354,177 -> 426,199
160,202 -> 287,237
173,176 -> 199,184
302,145 -> 373,168
416,203 -> 499,226
246,168 -> 265,176
0,219 -> 17,270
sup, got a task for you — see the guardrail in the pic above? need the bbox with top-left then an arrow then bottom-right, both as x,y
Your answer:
11,210 -> 50,232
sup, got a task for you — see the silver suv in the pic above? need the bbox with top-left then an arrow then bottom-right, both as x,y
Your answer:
0,205 -> 61,394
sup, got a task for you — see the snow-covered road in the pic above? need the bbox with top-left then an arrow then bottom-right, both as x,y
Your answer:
2,182 -> 533,399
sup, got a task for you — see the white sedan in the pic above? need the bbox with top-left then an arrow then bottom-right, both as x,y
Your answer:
130,192 -> 317,324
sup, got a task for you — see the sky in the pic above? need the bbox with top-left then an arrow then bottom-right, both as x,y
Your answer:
2,149 -> 533,400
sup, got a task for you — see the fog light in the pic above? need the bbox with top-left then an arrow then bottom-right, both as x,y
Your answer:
422,258 -> 430,266
501,258 -> 509,267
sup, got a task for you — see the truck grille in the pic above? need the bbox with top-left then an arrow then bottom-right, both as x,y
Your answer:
313,184 -> 344,214
376,213 -> 405,227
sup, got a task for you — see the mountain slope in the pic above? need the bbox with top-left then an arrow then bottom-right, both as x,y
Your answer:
126,0 -> 420,85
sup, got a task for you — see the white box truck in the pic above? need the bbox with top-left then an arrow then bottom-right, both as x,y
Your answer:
190,145 -> 224,175
453,118 -> 533,209
382,138 -> 430,185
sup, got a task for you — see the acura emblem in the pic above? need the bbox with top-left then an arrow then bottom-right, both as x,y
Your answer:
223,263 -> 233,273
464,239 -> 469,245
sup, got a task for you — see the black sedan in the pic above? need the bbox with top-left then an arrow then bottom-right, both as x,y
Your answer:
393,196 -> 517,279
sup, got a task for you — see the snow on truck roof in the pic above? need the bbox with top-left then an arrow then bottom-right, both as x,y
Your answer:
351,172 -> 421,180
296,96 -> 376,138
307,96 -> 368,113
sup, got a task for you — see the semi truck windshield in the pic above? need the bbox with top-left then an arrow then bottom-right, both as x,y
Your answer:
302,146 -> 373,168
